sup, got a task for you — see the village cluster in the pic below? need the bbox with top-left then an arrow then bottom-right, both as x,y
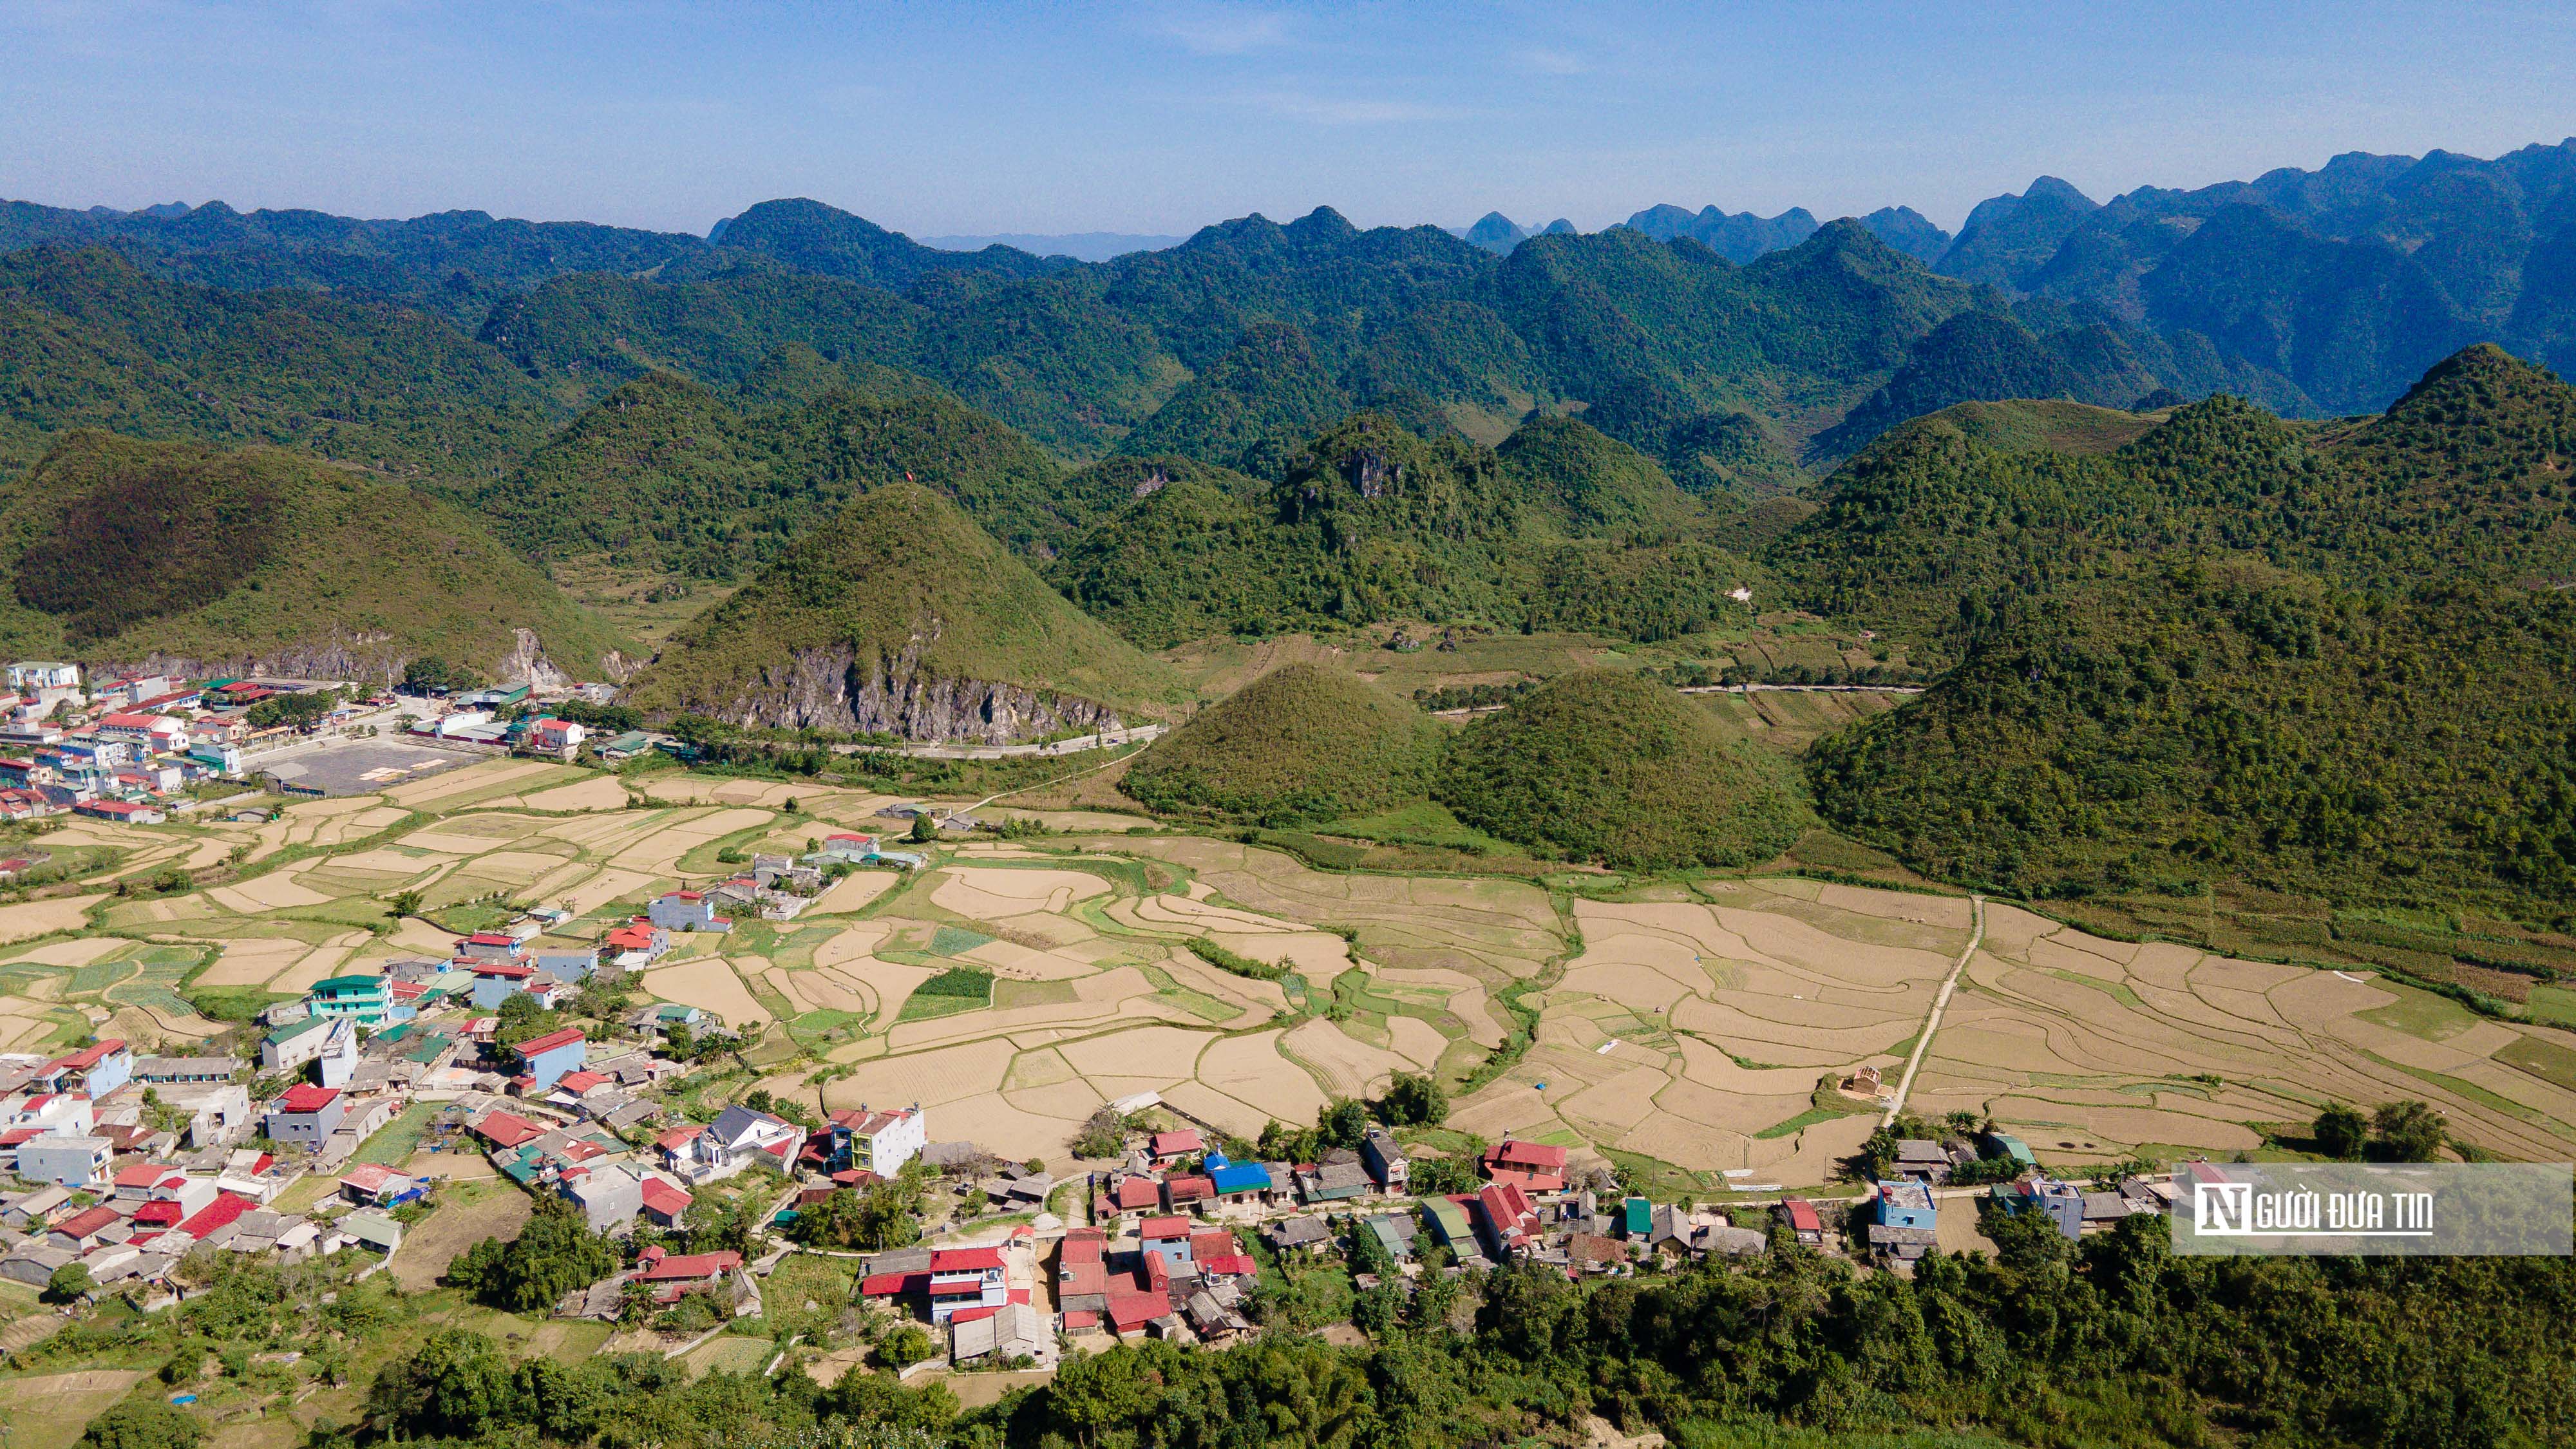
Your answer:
0,821 -> 930,1313
845,1115 -> 2207,1370
0,661 -> 683,841
0,661 -> 299,831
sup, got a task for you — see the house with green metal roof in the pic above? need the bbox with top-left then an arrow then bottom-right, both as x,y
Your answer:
1622,1196 -> 1653,1238
404,1033 -> 458,1066
1418,1197 -> 1477,1257
1986,1132 -> 2037,1170
307,974 -> 393,1026
596,730 -> 654,761
1363,1211 -> 1417,1262
339,1211 -> 404,1255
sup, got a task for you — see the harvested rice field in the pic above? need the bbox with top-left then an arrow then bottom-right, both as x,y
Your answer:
0,750 -> 2565,1198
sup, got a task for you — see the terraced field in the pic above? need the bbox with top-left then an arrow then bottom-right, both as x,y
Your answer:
0,754 -> 2568,1195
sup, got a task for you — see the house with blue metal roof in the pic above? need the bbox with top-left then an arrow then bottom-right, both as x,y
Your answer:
1202,1151 -> 1271,1197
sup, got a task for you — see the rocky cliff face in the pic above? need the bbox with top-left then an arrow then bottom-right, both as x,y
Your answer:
111,626 -> 618,690
694,641 -> 1125,744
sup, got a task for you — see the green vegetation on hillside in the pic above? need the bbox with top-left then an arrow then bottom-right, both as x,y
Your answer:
1122,663 -> 1450,824
1769,350 -> 2576,659
0,246 -> 560,486
1052,413 -> 1764,648
473,372 -> 1076,574
1113,320 -> 1352,475
340,1218 -> 2574,1449
1811,558 -> 2576,916
1437,670 -> 1810,870
623,481 -> 1184,734
0,432 -> 629,676
1493,414 -> 1696,536
1793,346 -> 2576,934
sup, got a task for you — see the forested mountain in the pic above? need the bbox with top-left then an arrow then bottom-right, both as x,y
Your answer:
0,196 -> 707,324
0,189 -> 2279,492
1121,661 -> 1449,822
1812,560 -> 2576,913
623,481 -> 1184,740
703,198 -> 1068,288
0,432 -> 629,680
1936,140 -> 2576,410
0,246 -> 561,484
470,372 -> 1077,574
9,137 -> 2573,471
1621,202 -> 1823,262
476,261 -> 1180,457
1046,412 -> 1764,648
1110,320 -> 1354,473
1774,344 -> 2576,648
1787,343 -> 2576,920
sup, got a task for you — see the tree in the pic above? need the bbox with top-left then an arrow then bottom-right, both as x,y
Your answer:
493,990 -> 560,1047
2372,1100 -> 2449,1161
75,1396 -> 202,1449
879,1323 -> 935,1370
1378,1071 -> 1447,1127
1855,1127 -> 1899,1180
387,889 -> 423,918
2315,1102 -> 2370,1160
685,1195 -> 753,1255
365,1327 -> 517,1440
1074,1107 -> 1130,1158
403,656 -> 464,694
908,812 -> 937,844
44,1261 -> 91,1303
245,692 -> 337,731
1318,1097 -> 1368,1150
442,1199 -> 617,1313
1408,1153 -> 1478,1195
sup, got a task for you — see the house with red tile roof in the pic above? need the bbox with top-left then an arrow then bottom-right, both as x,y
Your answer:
605,920 -> 670,967
33,1039 -> 131,1097
1098,1173 -> 1163,1219
1189,1229 -> 1257,1281
169,1191 -> 256,1246
927,1245 -> 1007,1323
264,1084 -> 345,1147
339,1163 -> 425,1208
506,1027 -> 587,1090
1475,1180 -> 1542,1259
1777,1198 -> 1824,1245
474,1110 -> 545,1149
44,1204 -> 120,1251
1481,1139 -> 1569,1192
639,1177 -> 694,1229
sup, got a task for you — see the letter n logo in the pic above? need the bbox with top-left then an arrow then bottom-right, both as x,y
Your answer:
2196,1182 -> 2252,1234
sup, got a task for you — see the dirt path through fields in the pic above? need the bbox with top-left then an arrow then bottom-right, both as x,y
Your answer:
1882,895 -> 1983,1126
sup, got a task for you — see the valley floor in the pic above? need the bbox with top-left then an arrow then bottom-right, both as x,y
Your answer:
21,755 -> 2572,1199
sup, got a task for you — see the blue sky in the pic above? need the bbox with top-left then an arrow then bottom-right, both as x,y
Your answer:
3,1 -> 2570,238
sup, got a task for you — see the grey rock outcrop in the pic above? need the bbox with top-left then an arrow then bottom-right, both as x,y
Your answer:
684,641 -> 1123,744
106,626 -> 602,691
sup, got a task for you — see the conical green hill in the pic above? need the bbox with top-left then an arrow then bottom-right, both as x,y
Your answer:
1122,661 -> 1448,823
1436,670 -> 1810,869
623,481 -> 1185,741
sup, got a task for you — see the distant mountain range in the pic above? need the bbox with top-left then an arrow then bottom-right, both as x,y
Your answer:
1,138 -> 2565,493
917,231 -> 1185,262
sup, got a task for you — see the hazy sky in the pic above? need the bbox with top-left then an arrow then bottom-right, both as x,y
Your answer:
3,1 -> 2570,239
